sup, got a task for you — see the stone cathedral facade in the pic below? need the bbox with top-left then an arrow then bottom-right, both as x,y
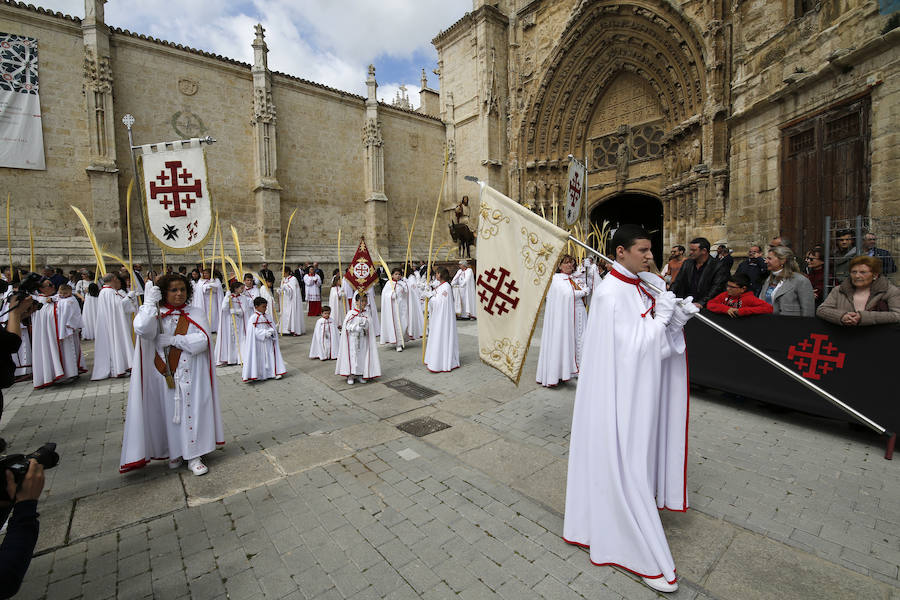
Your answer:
0,0 -> 897,268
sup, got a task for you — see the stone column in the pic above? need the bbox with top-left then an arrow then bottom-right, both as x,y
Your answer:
250,24 -> 282,262
444,92 -> 458,210
82,0 -> 121,252
362,65 -> 389,256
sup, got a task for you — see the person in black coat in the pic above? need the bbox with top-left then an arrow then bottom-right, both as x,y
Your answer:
258,263 -> 275,288
670,237 -> 729,307
735,244 -> 769,296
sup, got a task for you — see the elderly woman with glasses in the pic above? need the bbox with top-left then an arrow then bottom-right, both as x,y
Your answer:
816,256 -> 900,326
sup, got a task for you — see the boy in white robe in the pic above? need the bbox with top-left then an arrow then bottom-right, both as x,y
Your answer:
192,268 -> 223,333
450,260 -> 477,319
536,255 -> 588,387
422,268 -> 460,373
336,293 -> 380,384
215,281 -> 249,366
120,275 -> 225,476
243,273 -> 275,322
279,267 -> 305,335
562,225 -> 698,593
91,273 -> 136,381
57,284 -> 87,377
327,271 -> 346,326
303,267 -> 323,317
380,269 -> 408,352
309,305 -> 339,360
405,269 -> 424,339
242,297 -> 286,382
31,279 -> 81,388
81,282 -> 99,340
342,278 -> 381,337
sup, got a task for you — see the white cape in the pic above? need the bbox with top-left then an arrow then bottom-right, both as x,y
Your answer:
342,279 -> 380,336
215,293 -> 250,365
450,267 -> 477,318
535,273 -> 587,387
424,282 -> 460,372
405,275 -> 424,339
31,294 -> 79,388
380,279 -> 407,346
563,263 -> 688,584
242,311 -> 286,381
327,283 -> 346,325
279,275 -> 305,335
309,316 -> 339,360
335,307 -> 381,380
81,293 -> 98,339
192,278 -> 224,333
91,287 -> 135,380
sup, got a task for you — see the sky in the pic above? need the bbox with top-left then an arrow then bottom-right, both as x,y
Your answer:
32,0 -> 471,104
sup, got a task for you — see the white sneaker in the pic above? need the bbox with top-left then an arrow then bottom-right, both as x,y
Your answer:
188,457 -> 208,476
359,377 -> 367,384
275,374 -> 283,380
168,458 -> 183,470
396,346 -> 403,352
642,577 -> 678,593
347,376 -> 355,385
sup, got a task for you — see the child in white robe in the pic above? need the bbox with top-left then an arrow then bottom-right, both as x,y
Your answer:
242,297 -> 286,382
57,285 -> 87,377
215,281 -> 249,366
279,267 -> 305,335
380,269 -> 408,352
309,306 -> 339,360
81,282 -> 99,340
31,279 -> 81,388
336,293 -> 380,384
327,271 -> 346,326
422,268 -> 460,373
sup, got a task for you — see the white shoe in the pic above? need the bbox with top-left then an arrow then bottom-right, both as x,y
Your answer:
168,458 -> 183,470
188,457 -> 208,476
347,376 -> 355,385
642,577 -> 678,593
396,346 -> 403,352
275,374 -> 283,380
359,377 -> 367,384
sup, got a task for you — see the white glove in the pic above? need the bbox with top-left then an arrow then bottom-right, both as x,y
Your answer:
230,309 -> 240,315
422,289 -> 435,299
669,297 -> 700,330
268,329 -> 277,339
158,333 -> 175,347
126,290 -> 137,300
143,285 -> 162,306
654,291 -> 677,325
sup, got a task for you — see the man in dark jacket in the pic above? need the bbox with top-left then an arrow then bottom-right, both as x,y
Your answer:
735,244 -> 769,295
671,237 -> 728,307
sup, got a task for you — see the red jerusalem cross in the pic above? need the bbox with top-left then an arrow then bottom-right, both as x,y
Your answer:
786,333 -> 846,380
568,172 -> 581,208
477,266 -> 520,316
149,160 -> 202,218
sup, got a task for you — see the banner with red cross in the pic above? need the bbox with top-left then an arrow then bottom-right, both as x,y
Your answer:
344,237 -> 379,294
139,139 -> 212,253
475,184 -> 569,384
564,156 -> 585,227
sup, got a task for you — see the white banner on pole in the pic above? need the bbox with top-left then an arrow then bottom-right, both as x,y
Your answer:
139,139 -> 212,253
0,33 -> 46,170
564,157 -> 586,227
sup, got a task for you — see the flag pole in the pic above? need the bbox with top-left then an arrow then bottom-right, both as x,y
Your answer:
122,114 -> 156,274
565,234 -> 889,439
422,145 -> 450,362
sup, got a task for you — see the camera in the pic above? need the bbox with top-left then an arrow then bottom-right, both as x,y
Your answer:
1,272 -> 43,318
0,443 -> 59,502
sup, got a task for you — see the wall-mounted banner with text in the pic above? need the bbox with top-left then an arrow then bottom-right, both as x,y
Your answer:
0,33 -> 46,170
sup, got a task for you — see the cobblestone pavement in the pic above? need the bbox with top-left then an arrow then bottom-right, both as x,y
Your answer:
2,308 -> 898,599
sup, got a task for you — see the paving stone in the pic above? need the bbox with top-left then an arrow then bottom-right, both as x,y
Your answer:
70,475 -> 184,540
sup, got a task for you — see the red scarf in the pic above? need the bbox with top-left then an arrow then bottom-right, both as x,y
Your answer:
608,268 -> 656,318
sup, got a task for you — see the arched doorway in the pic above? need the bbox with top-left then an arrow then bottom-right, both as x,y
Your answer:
590,193 -> 664,268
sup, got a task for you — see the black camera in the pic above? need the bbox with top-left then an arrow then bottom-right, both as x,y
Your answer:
0,443 -> 59,502
1,272 -> 43,318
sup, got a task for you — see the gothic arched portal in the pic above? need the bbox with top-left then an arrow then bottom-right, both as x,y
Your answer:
590,193 -> 664,269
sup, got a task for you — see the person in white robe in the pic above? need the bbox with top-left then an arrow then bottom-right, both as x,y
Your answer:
279,267 -> 305,335
3,286 -> 32,379
91,273 -> 136,381
422,268 -> 460,373
243,274 -> 275,322
120,274 -> 225,476
450,261 -> 477,319
336,293 -> 380,384
303,267 -> 323,317
242,297 -> 286,382
380,269 -> 408,352
536,255 -> 588,387
80,282 -> 99,340
562,225 -> 698,594
215,281 -> 249,366
309,306 -> 339,360
31,279 -> 81,388
191,268 -> 223,333
56,284 -> 87,377
327,271 -> 346,326
573,256 -> 602,307
405,269 -> 424,340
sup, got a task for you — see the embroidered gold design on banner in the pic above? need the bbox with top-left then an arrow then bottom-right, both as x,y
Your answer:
521,228 -> 557,286
478,203 -> 510,240
480,337 -> 522,376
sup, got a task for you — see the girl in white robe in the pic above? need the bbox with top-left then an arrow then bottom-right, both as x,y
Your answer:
536,257 -> 588,387
309,306 -> 339,360
336,294 -> 380,383
81,282 -> 99,340
192,269 -> 223,333
327,272 -> 346,326
405,272 -> 424,339
450,263 -> 477,319
242,297 -> 286,382
120,276 -> 225,476
215,282 -> 249,366
380,270 -> 408,351
422,269 -> 460,373
91,276 -> 136,381
57,286 -> 87,378
31,280 -> 80,388
279,269 -> 305,335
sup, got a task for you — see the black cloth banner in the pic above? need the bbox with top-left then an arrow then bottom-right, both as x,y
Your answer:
685,313 -> 900,434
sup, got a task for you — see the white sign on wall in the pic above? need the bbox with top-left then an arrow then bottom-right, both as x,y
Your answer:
0,33 -> 46,170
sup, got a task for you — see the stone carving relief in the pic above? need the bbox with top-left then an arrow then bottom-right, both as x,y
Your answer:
362,118 -> 383,147
82,47 -> 113,93
171,111 -> 207,138
178,78 -> 198,96
253,88 -> 277,124
525,179 -> 537,208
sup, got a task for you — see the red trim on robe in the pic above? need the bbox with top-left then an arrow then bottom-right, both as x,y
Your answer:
562,537 -> 678,584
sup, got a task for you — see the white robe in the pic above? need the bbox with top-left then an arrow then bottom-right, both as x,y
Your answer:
120,299 -> 225,472
309,316 -> 339,360
450,267 -> 477,318
327,282 -> 346,325
3,290 -> 32,377
563,262 -> 689,585
244,284 -> 275,321
335,307 -> 381,379
81,293 -> 98,340
31,294 -> 80,388
536,273 -> 587,387
405,275 -> 424,339
279,275 -> 305,335
57,296 -> 86,377
242,310 -> 286,382
380,279 -> 408,347
91,287 -> 135,380
424,282 -> 460,372
342,278 -> 380,337
215,293 -> 250,365
192,278 -> 224,333
303,274 -> 322,302
573,261 -> 602,306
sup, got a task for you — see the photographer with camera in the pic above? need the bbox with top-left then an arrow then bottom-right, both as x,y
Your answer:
0,458 -> 44,599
